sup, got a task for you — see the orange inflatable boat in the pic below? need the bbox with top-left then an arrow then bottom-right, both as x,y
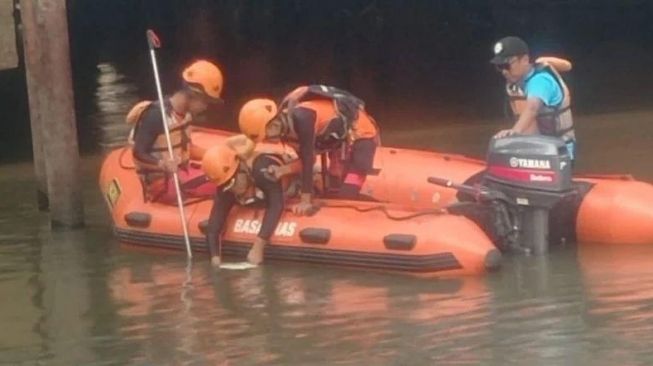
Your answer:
189,127 -> 653,246
99,142 -> 501,276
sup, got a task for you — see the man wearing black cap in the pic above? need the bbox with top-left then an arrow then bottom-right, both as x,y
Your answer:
490,36 -> 576,161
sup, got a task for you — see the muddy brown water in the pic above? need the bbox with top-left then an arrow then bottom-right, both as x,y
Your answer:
2,63 -> 653,365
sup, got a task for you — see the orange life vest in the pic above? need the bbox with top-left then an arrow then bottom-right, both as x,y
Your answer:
278,85 -> 379,151
233,151 -> 299,205
126,100 -> 192,179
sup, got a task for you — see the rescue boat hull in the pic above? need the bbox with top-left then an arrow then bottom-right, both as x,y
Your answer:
190,128 -> 653,246
100,147 -> 500,276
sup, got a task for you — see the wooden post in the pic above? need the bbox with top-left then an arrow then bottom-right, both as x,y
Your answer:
20,0 -> 83,228
18,0 -> 49,211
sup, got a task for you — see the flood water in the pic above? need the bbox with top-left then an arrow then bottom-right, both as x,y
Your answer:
2,58 -> 653,365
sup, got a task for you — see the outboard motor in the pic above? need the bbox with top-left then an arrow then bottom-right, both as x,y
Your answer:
483,135 -> 576,254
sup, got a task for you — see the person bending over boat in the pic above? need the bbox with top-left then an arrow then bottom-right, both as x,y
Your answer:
202,136 -> 297,266
238,85 -> 380,216
128,60 -> 223,204
490,36 -> 577,162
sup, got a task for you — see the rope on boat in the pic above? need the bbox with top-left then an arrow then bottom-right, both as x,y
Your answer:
118,147 -> 136,170
294,203 -> 447,221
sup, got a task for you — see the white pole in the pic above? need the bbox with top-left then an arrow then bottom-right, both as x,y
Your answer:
146,30 -> 193,258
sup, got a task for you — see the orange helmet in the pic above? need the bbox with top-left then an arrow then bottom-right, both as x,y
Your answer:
202,144 -> 239,186
238,98 -> 278,142
182,60 -> 224,102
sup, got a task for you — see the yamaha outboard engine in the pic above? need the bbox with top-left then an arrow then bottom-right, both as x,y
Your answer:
483,135 -> 575,254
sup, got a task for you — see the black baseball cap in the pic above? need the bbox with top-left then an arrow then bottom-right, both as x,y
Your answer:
490,36 -> 529,64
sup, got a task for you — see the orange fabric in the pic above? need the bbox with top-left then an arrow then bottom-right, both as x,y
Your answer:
147,165 -> 215,204
343,172 -> 366,187
102,127 -> 653,278
576,179 -> 653,245
296,100 -> 336,134
189,129 -> 653,247
101,143 -> 497,276
295,100 -> 378,141
190,143 -> 206,161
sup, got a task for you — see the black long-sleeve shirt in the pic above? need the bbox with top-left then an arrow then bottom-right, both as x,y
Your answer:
288,107 -> 345,195
133,101 -> 168,166
205,155 -> 285,257
132,100 -> 190,166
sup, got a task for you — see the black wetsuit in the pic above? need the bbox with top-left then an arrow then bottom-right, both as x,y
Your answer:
289,107 -> 322,195
288,107 -> 376,198
205,155 -> 284,257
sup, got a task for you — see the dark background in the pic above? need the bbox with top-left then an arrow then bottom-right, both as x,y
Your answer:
1,0 -> 652,162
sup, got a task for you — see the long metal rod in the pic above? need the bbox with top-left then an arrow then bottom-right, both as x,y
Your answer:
147,31 -> 193,258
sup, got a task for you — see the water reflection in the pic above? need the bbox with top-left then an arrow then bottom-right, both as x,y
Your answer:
98,246 -> 653,365
93,62 -> 138,151
4,57 -> 653,364
577,245 -> 653,366
482,252 -> 591,365
0,164 -> 45,364
5,158 -> 653,364
107,255 -> 493,365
